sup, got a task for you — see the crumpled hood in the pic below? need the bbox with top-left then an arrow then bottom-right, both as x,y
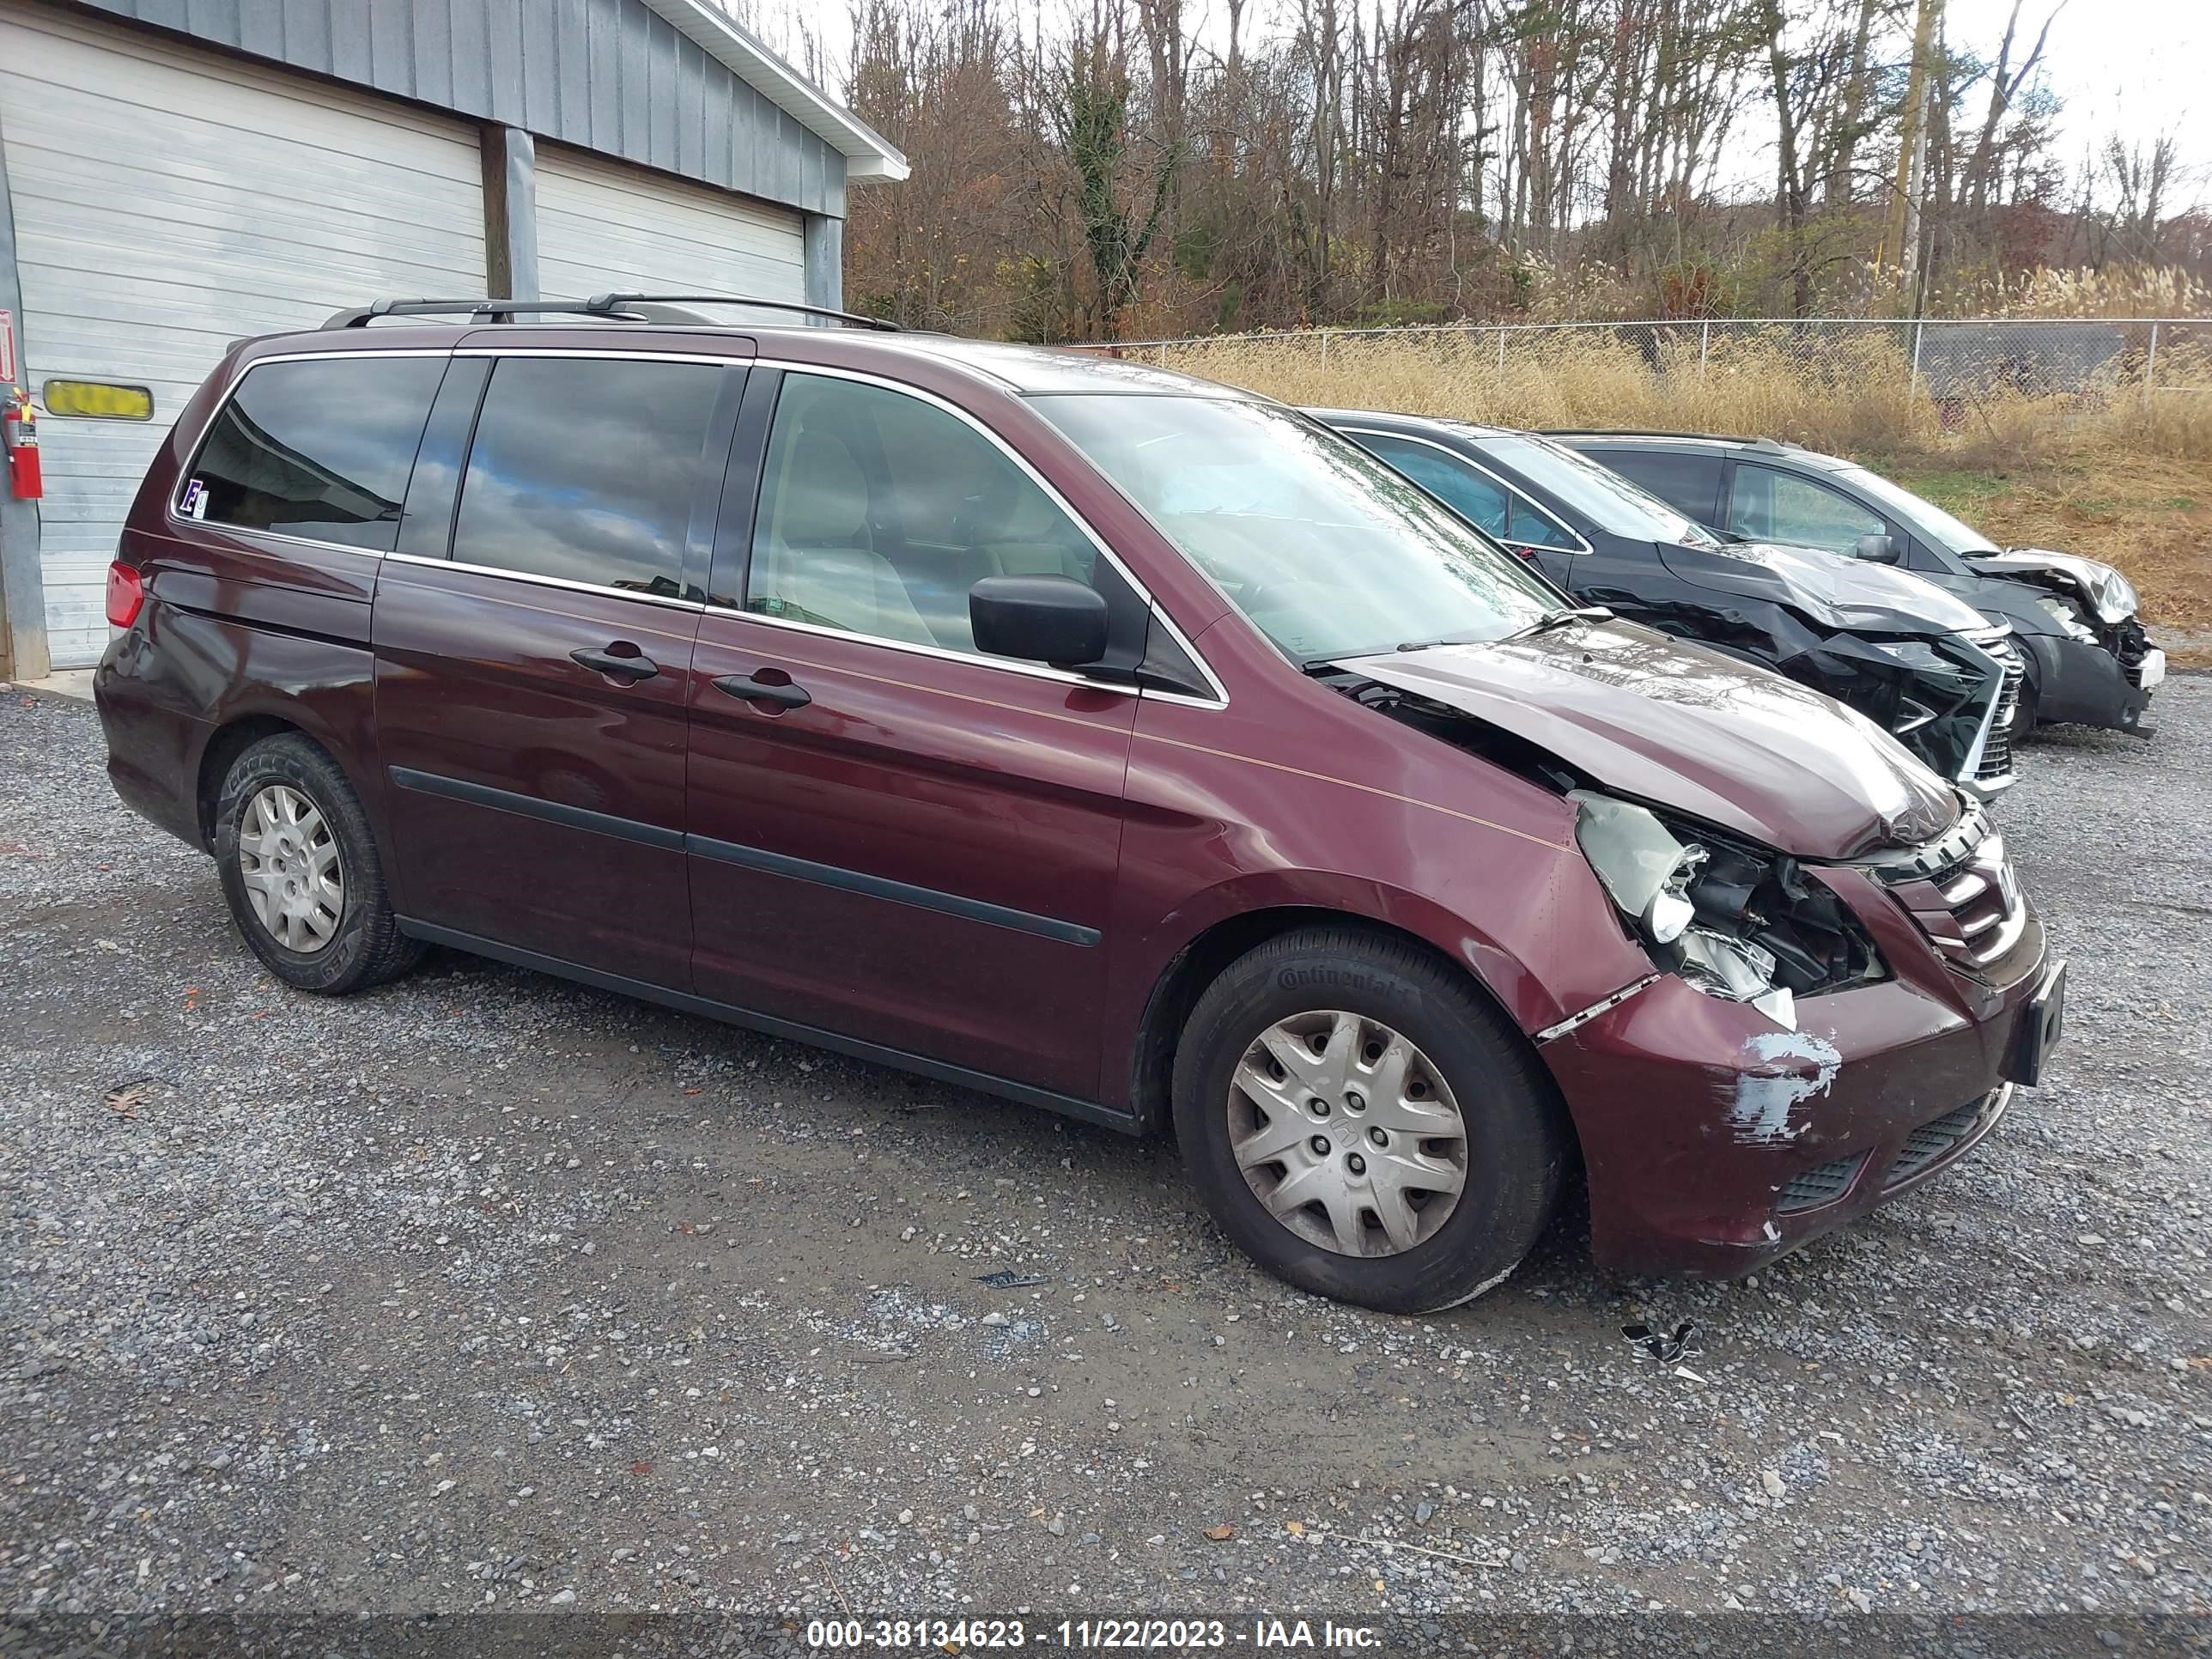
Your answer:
1969,547 -> 2140,624
1337,617 -> 1962,859
1653,538 -> 1990,635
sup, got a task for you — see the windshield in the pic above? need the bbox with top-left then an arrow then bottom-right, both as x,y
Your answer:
1832,465 -> 1996,555
1472,433 -> 1723,548
1031,395 -> 1560,663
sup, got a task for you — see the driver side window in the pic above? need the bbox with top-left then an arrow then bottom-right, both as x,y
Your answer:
1727,465 -> 1886,555
748,372 -> 1100,659
1358,433 -> 1575,550
1357,434 -> 1509,536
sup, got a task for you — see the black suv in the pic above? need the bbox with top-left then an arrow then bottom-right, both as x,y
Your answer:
1553,433 -> 2163,737
1312,410 -> 2022,797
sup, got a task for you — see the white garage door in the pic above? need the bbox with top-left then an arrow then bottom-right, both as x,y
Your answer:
536,146 -> 807,311
0,5 -> 486,666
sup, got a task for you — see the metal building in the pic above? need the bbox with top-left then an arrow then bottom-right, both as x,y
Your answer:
0,0 -> 906,675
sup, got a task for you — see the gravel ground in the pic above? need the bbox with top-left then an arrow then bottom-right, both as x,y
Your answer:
2,678 -> 2207,1631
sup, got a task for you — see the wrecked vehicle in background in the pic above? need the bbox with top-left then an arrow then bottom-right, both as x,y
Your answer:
95,317 -> 2063,1315
1313,410 -> 2025,796
1550,431 -> 2163,738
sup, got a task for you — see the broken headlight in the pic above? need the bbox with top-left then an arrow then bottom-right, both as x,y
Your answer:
2033,594 -> 2099,643
1571,791 -> 1885,1029
2089,566 -> 2137,626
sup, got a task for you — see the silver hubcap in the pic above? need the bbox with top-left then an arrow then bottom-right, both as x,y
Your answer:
1227,1010 -> 1469,1257
237,784 -> 342,954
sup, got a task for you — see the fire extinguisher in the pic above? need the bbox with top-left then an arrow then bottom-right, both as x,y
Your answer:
3,387 -> 41,500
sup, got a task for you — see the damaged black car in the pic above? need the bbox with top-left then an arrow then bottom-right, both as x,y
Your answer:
1550,431 -> 2162,738
1313,410 -> 2023,797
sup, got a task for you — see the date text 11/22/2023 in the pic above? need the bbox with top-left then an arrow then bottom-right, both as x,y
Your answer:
804,1618 -> 1384,1649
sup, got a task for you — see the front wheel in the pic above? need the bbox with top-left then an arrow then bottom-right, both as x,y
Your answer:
1170,927 -> 1568,1314
213,732 -> 424,994
2008,672 -> 2039,738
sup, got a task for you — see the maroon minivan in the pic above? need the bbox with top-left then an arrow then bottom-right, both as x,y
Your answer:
94,297 -> 2065,1312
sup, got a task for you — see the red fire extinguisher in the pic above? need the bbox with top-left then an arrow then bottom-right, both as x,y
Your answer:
3,387 -> 41,500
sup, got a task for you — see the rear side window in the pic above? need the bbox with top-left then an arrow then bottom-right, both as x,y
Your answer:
1589,447 -> 1724,524
182,356 -> 443,550
449,356 -> 723,597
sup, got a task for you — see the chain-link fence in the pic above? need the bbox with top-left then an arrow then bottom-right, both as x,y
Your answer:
1073,317 -> 2212,410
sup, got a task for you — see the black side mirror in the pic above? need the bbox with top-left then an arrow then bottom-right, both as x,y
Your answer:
1854,532 -> 1900,565
969,574 -> 1110,668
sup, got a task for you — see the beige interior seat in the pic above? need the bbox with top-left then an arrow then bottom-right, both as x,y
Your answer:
962,471 -> 1093,585
757,427 -> 935,647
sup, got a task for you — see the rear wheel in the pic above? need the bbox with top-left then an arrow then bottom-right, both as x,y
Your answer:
1171,927 -> 1567,1313
213,732 -> 423,994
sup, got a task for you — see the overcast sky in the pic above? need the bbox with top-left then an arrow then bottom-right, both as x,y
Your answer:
1943,0 -> 2205,179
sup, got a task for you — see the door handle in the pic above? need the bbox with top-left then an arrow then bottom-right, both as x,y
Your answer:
714,672 -> 811,710
571,646 -> 658,683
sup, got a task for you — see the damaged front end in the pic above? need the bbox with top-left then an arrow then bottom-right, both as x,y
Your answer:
1319,621 -> 2056,1278
1592,589 -> 2021,797
1970,549 -> 2163,736
1564,791 -> 1884,1033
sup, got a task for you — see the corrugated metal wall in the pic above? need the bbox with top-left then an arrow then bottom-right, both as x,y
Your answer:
3,3 -> 489,667
70,0 -> 847,219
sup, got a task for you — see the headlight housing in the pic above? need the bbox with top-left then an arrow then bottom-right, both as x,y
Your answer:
1571,791 -> 1886,1029
2034,594 -> 2098,642
2090,568 -> 2137,626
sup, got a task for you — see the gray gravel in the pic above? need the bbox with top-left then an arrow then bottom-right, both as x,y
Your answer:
1,677 -> 2207,1622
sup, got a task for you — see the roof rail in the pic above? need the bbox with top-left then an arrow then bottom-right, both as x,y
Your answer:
585,292 -> 900,331
1541,428 -> 1796,450
320,293 -> 900,331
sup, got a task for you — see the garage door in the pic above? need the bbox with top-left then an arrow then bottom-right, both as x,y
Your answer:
536,146 -> 807,310
0,5 -> 485,667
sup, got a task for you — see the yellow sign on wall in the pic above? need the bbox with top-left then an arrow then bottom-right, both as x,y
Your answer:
43,379 -> 155,421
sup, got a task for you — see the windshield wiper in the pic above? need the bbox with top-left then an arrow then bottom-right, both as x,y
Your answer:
1506,605 -> 1612,640
1390,631 -> 1494,654
1302,632 -> 1485,670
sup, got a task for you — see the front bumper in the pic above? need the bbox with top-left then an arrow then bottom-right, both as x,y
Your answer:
1541,886 -> 2051,1278
2026,629 -> 2159,737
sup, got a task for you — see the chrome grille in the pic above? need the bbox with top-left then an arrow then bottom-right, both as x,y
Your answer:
1778,1152 -> 1864,1213
1872,809 -> 2028,970
1976,638 -> 2025,783
1884,1091 -> 2000,1188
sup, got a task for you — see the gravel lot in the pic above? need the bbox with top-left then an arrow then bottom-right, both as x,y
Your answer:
2,677 -> 2208,1632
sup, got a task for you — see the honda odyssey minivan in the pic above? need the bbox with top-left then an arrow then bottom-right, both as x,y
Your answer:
94,295 -> 2065,1313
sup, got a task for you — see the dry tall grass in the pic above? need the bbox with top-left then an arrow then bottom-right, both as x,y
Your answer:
1152,329 -> 2212,466
1145,330 -> 2212,643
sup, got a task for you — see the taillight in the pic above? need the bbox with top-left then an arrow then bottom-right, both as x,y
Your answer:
105,561 -> 144,628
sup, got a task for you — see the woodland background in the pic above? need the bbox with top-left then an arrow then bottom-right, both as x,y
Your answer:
739,0 -> 2210,341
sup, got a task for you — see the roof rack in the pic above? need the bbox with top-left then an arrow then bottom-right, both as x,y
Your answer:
321,292 -> 899,331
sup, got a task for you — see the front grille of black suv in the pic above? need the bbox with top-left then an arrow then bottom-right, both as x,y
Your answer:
1976,637 -> 2026,784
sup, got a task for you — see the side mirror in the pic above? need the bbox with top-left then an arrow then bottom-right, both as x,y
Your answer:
969,574 -> 1110,668
1854,532 -> 1900,565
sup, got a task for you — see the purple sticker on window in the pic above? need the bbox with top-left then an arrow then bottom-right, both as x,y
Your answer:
179,478 -> 204,517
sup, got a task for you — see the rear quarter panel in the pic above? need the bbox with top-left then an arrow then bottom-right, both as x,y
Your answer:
98,337 -> 431,864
